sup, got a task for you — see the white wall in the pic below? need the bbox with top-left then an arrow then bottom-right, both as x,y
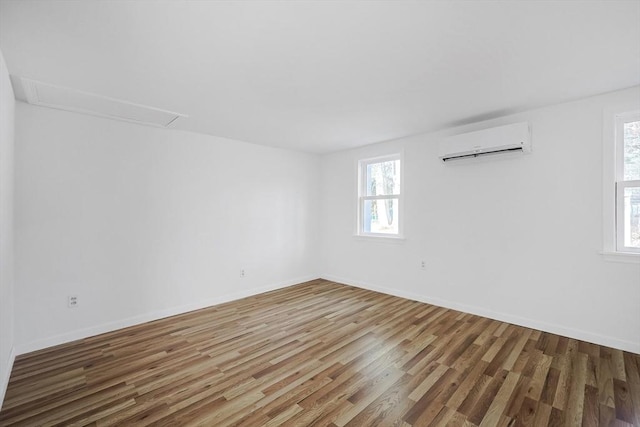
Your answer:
0,49 -> 15,405
14,103 -> 320,353
320,86 -> 640,353
11,85 -> 640,358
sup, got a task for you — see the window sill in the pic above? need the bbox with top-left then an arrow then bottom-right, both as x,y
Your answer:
600,251 -> 640,264
353,234 -> 406,244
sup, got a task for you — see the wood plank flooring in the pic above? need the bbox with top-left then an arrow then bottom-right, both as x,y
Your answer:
1,279 -> 639,426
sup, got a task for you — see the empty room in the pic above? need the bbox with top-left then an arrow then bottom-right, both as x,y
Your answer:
0,0 -> 639,426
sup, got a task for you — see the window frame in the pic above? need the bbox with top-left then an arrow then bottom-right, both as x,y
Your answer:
357,153 -> 404,239
614,111 -> 640,254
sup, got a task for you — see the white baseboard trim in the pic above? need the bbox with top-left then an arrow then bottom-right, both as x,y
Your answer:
322,274 -> 640,354
0,346 -> 16,408
15,275 -> 319,356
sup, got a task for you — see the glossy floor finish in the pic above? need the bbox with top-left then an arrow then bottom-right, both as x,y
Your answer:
1,279 -> 639,426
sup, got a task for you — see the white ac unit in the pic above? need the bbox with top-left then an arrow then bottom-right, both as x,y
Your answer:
439,122 -> 531,162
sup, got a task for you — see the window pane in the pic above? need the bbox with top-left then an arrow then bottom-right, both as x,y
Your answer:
622,186 -> 640,248
624,120 -> 640,181
363,198 -> 399,234
365,160 -> 400,196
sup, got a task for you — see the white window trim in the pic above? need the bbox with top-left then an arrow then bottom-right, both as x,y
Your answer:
356,152 -> 404,239
602,107 -> 640,263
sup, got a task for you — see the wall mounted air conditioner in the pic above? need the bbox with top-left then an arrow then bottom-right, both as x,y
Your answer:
439,122 -> 531,162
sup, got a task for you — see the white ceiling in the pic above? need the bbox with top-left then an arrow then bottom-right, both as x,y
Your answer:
1,1 -> 639,153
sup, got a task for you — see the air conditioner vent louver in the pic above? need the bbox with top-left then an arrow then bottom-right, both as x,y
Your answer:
441,146 -> 525,161
439,122 -> 531,162
11,76 -> 187,128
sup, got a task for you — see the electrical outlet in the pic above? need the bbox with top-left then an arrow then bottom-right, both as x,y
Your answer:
68,295 -> 78,308
240,269 -> 245,278
420,260 -> 426,270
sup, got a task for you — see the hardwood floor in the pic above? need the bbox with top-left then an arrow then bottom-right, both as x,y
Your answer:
1,279 -> 639,426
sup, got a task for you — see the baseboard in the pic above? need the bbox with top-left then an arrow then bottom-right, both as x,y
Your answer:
15,275 -> 319,356
322,274 -> 640,354
0,346 -> 16,409
16,274 -> 638,356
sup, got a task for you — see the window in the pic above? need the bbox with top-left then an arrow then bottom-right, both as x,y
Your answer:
357,154 -> 402,237
616,112 -> 640,253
